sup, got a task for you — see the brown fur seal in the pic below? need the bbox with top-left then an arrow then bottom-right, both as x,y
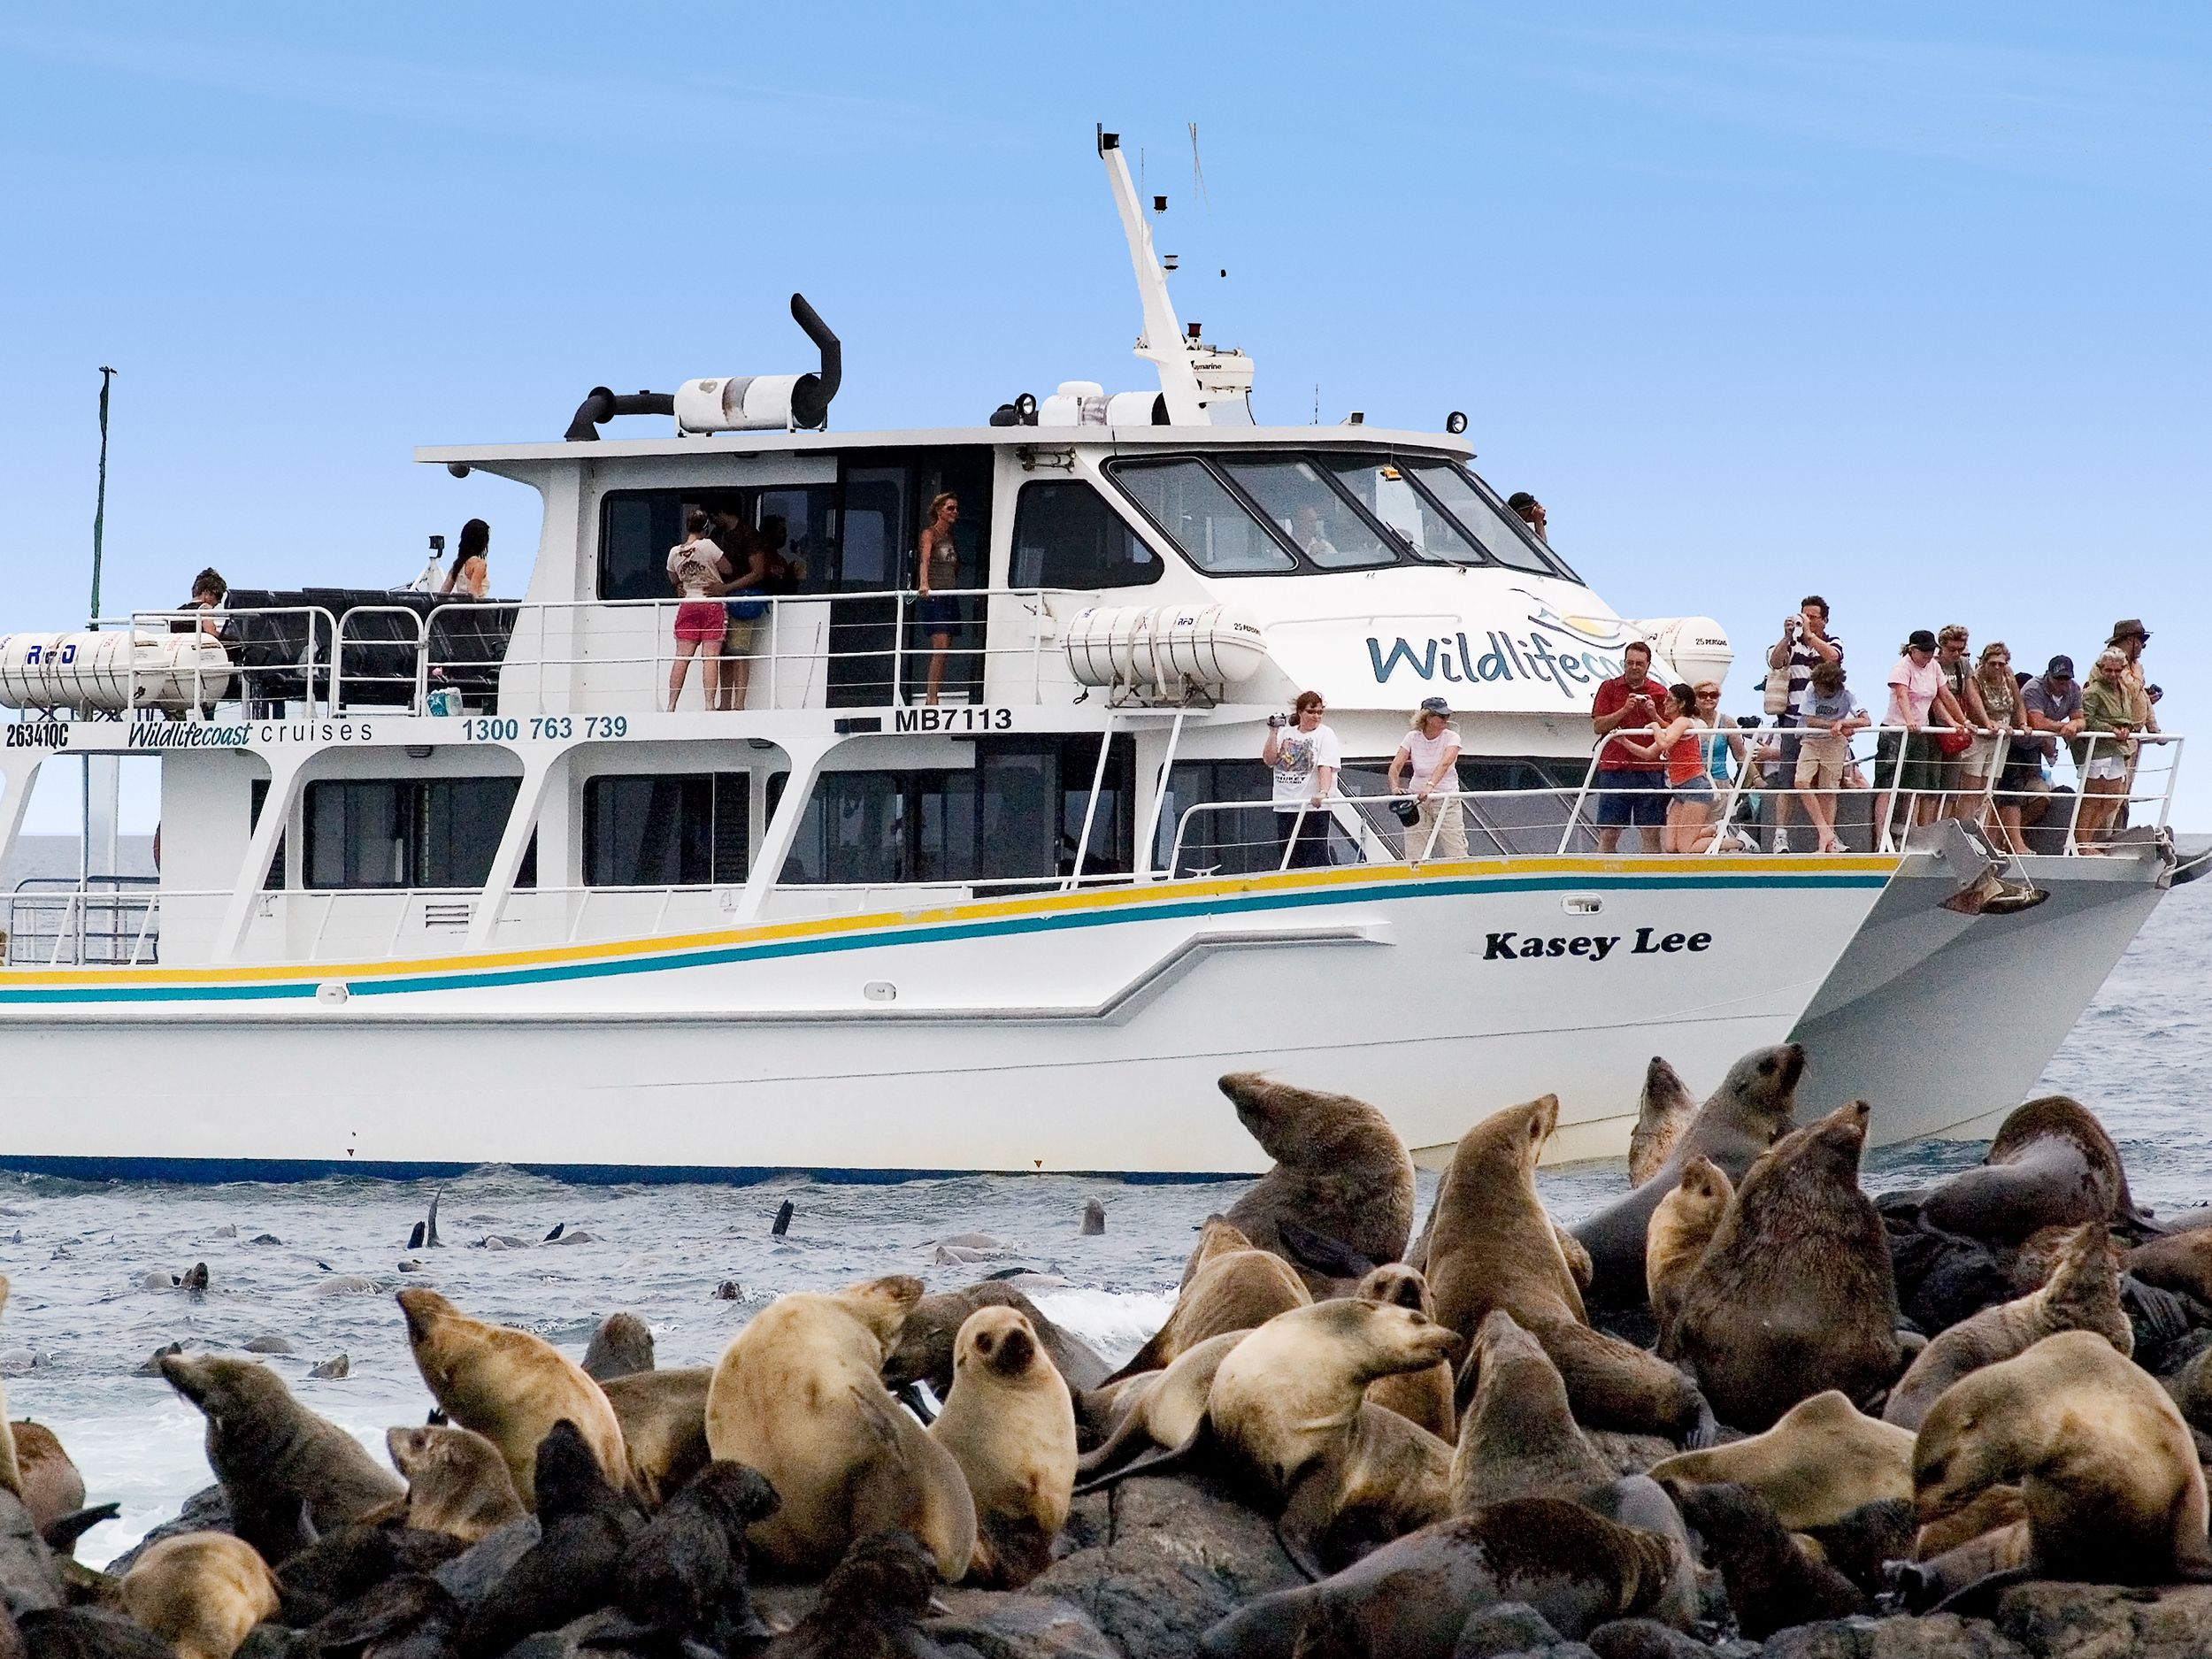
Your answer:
1427,1095 -> 1709,1440
1920,1095 -> 2149,1246
119,1533 -> 280,1659
1629,1056 -> 1697,1187
1910,1483 -> 2025,1562
385,1425 -> 526,1543
157,1355 -> 403,1565
758,1527 -> 938,1659
704,1275 -> 974,1581
0,1280 -> 17,1504
580,1314 -> 654,1384
927,1307 -> 1074,1588
1914,1329 -> 2212,1585
1670,1100 -> 1901,1430
1665,1481 -> 1867,1640
1885,1222 -> 2131,1431
1646,1157 -> 1731,1356
1650,1391 -> 1912,1530
1075,1329 -> 1246,1479
1200,1073 -> 1416,1294
1450,1310 -> 1609,1510
2127,1229 -> 2212,1302
1198,1497 -> 1685,1659
1356,1265 -> 1454,1441
880,1281 -> 1108,1396
396,1288 -> 626,1509
1109,1218 -> 1310,1383
2165,1344 -> 2212,1434
1571,1044 -> 1806,1307
599,1368 -> 711,1509
8,1424 -> 84,1536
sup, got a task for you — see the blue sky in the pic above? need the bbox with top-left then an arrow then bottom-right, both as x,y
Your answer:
3,3 -> 2207,829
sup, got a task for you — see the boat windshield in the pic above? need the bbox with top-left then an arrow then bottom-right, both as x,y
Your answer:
1402,459 -> 1575,580
1320,455 -> 1486,567
1110,458 -> 1297,573
1213,455 -> 1401,570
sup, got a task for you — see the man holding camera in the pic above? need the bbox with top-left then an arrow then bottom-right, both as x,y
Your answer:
1767,597 -> 1842,852
1590,641 -> 1669,854
1262,690 -> 1340,870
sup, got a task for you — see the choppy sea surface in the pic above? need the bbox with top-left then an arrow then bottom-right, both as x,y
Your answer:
0,879 -> 2204,1570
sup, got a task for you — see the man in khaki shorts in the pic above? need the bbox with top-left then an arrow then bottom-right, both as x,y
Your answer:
1793,661 -> 1868,852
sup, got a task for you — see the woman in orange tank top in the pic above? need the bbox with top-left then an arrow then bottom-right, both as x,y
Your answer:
1618,682 -> 1717,854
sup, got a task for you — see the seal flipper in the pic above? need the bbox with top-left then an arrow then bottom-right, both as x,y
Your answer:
40,1503 -> 119,1555
1071,1420 -> 1209,1496
426,1190 -> 442,1249
1278,1220 -> 1383,1283
1274,1470 -> 1335,1583
2121,1275 -> 2190,1342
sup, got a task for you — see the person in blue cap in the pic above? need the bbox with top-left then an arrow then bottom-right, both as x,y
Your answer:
1387,695 -> 1467,860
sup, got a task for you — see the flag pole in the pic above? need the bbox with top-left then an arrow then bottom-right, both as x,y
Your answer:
81,367 -> 116,957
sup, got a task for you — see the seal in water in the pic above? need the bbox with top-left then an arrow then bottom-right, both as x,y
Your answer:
1629,1056 -> 1697,1187
1919,1094 -> 2154,1246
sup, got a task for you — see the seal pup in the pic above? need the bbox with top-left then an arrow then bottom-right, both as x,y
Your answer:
395,1288 -> 626,1509
457,1420 -> 642,1659
1884,1222 -> 2131,1430
119,1533 -> 280,1659
1912,1328 -> 2212,1586
1199,1073 -> 1416,1294
1449,1311 -> 1609,1511
1801,1496 -> 1918,1598
882,1281 -> 1108,1397
157,1355 -> 403,1565
385,1425 -> 526,1544
598,1368 -> 710,1509
580,1314 -> 654,1384
759,1528 -> 940,1659
1646,1157 -> 1731,1356
615,1462 -> 780,1650
704,1274 -> 974,1582
1629,1056 -> 1697,1187
1107,1219 -> 1310,1384
1198,1498 -> 1685,1659
1920,1094 -> 2152,1245
270,1522 -> 466,1626
1670,1100 -> 1902,1431
1571,1043 -> 1806,1307
1356,1265 -> 1454,1441
1650,1391 -> 1912,1530
926,1306 -> 1075,1588
1665,1481 -> 1867,1640
1426,1095 -> 1709,1440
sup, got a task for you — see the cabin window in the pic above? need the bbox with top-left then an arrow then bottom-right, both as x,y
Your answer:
581,772 -> 750,887
1010,482 -> 1162,589
598,493 -> 688,603
1213,456 -> 1400,570
1400,460 -> 1578,581
248,779 -> 286,890
1320,457 -> 1490,567
1107,458 -> 1296,574
303,778 -> 534,890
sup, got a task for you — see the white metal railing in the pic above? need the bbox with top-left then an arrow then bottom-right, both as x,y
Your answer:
5,877 -> 163,966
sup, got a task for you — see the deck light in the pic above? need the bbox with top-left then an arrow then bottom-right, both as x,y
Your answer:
1445,411 -> 1467,435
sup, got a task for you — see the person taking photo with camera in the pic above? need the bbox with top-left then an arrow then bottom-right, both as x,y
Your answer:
1262,690 -> 1340,870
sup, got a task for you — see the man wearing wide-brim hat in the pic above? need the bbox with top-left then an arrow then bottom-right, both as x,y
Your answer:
2106,619 -> 2159,826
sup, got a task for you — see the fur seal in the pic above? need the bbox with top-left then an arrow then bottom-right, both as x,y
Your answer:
2165,1344 -> 2212,1434
927,1307 -> 1075,1588
759,1528 -> 939,1659
1426,1095 -> 1709,1440
157,1355 -> 403,1565
1200,1073 -> 1416,1294
8,1425 -> 83,1540
1650,1391 -> 1911,1530
1571,1044 -> 1806,1307
1646,1157 -> 1731,1356
615,1462 -> 780,1649
1801,1496 -> 1917,1598
119,1533 -> 280,1659
395,1288 -> 626,1509
881,1282 -> 1107,1396
1884,1222 -> 2131,1430
598,1368 -> 711,1509
1920,1094 -> 2151,1245
2127,1229 -> 2212,1303
1665,1481 -> 1866,1640
1629,1057 -> 1697,1187
703,1275 -> 974,1582
457,1419 -> 641,1659
1356,1265 -> 1454,1441
1669,1100 -> 1902,1431
270,1522 -> 465,1626
580,1315 -> 654,1384
1198,1498 -> 1685,1659
384,1425 -> 526,1544
1074,1329 -> 1246,1479
1914,1329 -> 2212,1585
0,1280 -> 17,1505
1450,1311 -> 1609,1510
1108,1219 -> 1310,1383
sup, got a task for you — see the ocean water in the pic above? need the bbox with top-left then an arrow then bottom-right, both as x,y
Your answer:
0,879 -> 2205,1570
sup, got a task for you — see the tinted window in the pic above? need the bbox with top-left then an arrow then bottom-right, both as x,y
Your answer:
1404,461 -> 1576,580
1110,458 -> 1295,573
1321,456 -> 1488,565
1216,456 -> 1399,570
582,773 -> 749,887
1010,482 -> 1162,589
599,493 -> 687,603
304,778 -> 531,889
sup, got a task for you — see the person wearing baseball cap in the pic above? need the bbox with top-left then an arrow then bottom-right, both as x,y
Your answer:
1388,695 -> 1466,861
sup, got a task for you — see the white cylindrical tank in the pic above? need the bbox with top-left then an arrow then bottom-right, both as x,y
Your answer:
1064,603 -> 1265,692
0,630 -> 232,713
673,373 -> 809,433
1037,381 -> 1109,426
1629,617 -> 1733,690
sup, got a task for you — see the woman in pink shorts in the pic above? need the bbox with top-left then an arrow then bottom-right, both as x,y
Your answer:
666,509 -> 734,710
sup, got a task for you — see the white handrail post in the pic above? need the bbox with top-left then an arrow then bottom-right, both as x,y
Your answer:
1135,708 -> 1187,883
1560,749 -> 1599,855
890,591 -> 907,708
1065,713 -> 1117,892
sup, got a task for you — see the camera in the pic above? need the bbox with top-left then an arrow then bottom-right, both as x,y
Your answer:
1266,712 -> 1287,728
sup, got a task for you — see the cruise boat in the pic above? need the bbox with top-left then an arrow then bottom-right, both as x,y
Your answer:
0,131 -> 2187,1182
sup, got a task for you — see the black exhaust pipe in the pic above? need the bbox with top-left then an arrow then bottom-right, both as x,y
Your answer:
788,292 -> 841,430
564,388 -> 675,442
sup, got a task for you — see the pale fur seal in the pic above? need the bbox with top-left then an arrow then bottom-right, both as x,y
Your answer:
1450,1310 -> 1609,1510
1919,1094 -> 2150,1245
157,1354 -> 403,1565
1110,1218 -> 1310,1383
881,1282 -> 1108,1396
1200,1073 -> 1416,1294
927,1307 -> 1075,1588
0,1279 -> 18,1504
1426,1095 -> 1709,1440
1356,1265 -> 1454,1441
384,1424 -> 526,1543
580,1314 -> 654,1384
1075,1329 -> 1246,1479
1571,1043 -> 1806,1307
8,1423 -> 84,1538
2127,1228 -> 2212,1303
120,1533 -> 280,1659
1629,1056 -> 1697,1187
704,1274 -> 975,1581
1646,1156 -> 1731,1356
600,1368 -> 711,1509
1650,1391 -> 1912,1530
396,1287 -> 626,1509
1913,1329 -> 2212,1586
1670,1100 -> 1901,1431
1884,1222 -> 2131,1431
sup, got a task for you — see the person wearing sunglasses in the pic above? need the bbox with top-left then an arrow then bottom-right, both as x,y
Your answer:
1263,690 -> 1340,870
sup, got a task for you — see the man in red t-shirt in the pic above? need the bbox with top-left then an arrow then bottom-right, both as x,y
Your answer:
1590,641 -> 1668,854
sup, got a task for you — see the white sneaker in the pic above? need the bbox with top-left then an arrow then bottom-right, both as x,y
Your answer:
1733,830 -> 1761,854
1771,829 -> 1793,853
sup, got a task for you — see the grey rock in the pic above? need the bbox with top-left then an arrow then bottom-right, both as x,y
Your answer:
433,1516 -> 540,1608
1452,1601 -> 1566,1657
307,1355 -> 349,1380
242,1336 -> 296,1355
248,1234 -> 282,1245
1029,1471 -> 1300,1659
101,1485 -> 230,1576
312,1276 -> 380,1296
923,1589 -> 1119,1659
1763,1615 -> 2026,1659
0,1491 -> 61,1616
1485,1647 -> 1594,1659
1587,1618 -> 1711,1659
1994,1581 -> 2212,1659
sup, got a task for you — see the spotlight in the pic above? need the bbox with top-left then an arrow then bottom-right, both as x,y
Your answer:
1445,411 -> 1468,435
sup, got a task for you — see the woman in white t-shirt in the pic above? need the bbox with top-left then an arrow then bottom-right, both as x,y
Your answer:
665,509 -> 734,711
1261,690 -> 1340,870
1387,695 -> 1467,861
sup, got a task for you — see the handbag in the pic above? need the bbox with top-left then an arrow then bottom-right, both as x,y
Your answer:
1933,723 -> 1974,757
1763,658 -> 1793,717
1391,798 -> 1422,827
728,596 -> 768,621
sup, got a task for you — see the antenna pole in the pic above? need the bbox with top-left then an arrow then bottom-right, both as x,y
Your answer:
90,366 -> 116,628
1095,130 -> 1208,425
